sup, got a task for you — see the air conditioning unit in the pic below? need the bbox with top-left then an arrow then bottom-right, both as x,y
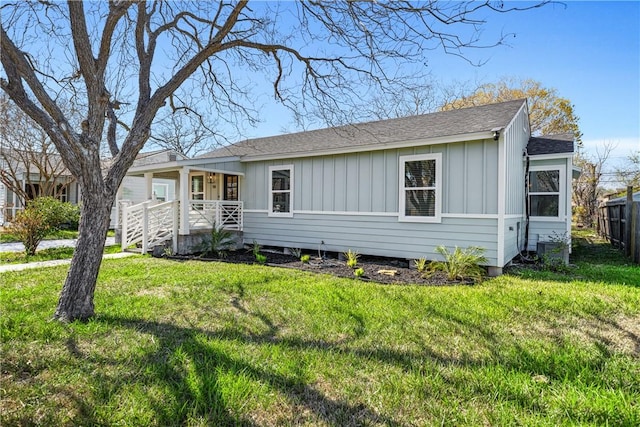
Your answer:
536,241 -> 569,264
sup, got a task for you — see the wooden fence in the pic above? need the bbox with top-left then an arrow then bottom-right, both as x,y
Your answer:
597,187 -> 639,264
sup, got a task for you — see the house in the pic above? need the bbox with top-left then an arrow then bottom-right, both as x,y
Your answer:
120,99 -> 578,274
0,149 -> 79,225
0,148 -> 185,228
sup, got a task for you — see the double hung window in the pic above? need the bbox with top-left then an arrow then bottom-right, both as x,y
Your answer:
399,154 -> 441,222
269,165 -> 293,216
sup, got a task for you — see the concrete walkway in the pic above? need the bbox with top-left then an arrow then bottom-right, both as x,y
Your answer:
0,252 -> 137,273
0,237 -> 116,253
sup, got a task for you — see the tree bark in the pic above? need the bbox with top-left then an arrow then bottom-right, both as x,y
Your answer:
53,187 -> 115,322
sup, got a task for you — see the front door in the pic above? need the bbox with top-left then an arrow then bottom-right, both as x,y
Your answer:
223,174 -> 238,201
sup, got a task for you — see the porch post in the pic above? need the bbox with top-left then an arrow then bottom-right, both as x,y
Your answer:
144,172 -> 153,200
179,167 -> 190,235
172,200 -> 179,253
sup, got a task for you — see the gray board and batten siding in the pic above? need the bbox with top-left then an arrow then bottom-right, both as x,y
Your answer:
193,100 -> 562,268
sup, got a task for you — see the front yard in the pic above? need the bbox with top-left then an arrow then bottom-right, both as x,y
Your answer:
1,229 -> 638,426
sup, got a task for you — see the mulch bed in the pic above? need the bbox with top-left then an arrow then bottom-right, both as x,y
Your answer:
166,249 -> 475,286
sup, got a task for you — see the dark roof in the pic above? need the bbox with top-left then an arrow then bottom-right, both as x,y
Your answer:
527,133 -> 574,155
199,99 -> 526,159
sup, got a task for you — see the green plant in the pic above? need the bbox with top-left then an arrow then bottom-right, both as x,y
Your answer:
300,254 -> 311,263
343,249 -> 359,268
252,240 -> 261,257
203,223 -> 235,258
7,197 -> 80,256
414,257 -> 428,272
289,247 -> 302,258
255,253 -> 267,264
354,267 -> 365,278
430,245 -> 487,282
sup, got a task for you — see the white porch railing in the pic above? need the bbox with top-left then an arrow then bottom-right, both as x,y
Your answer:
188,200 -> 243,231
122,200 -> 178,254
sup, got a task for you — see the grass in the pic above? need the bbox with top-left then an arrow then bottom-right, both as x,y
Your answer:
0,245 -> 122,265
1,230 -> 639,426
0,229 -> 115,244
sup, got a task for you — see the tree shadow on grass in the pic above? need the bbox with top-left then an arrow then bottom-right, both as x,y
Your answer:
71,313 -> 406,426
55,281 -> 637,426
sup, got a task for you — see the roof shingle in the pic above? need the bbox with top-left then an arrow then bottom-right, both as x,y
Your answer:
199,99 -> 527,159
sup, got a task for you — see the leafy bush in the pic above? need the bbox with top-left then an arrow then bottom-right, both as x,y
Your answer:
354,267 -> 365,278
202,223 -> 235,258
251,240 -> 261,257
300,254 -> 311,263
343,249 -> 359,268
429,245 -> 487,283
8,197 -> 80,256
29,196 -> 80,230
255,253 -> 267,264
414,257 -> 428,272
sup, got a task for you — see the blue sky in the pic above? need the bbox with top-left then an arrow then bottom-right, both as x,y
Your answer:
248,1 -> 639,176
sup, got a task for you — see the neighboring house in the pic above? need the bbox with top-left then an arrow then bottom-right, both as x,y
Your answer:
0,150 -> 79,225
120,99 -> 578,274
0,148 -> 185,228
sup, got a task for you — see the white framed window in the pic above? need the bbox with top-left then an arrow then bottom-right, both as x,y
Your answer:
153,183 -> 169,202
529,166 -> 565,219
399,153 -> 442,222
190,173 -> 205,210
269,165 -> 293,217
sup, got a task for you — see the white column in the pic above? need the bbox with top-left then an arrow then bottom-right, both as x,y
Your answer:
144,172 -> 153,200
179,167 -> 190,235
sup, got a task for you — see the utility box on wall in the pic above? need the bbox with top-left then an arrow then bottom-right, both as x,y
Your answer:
536,241 -> 569,265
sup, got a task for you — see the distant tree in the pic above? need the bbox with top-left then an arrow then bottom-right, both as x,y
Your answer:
614,151 -> 640,189
441,78 -> 582,146
0,96 -> 75,205
1,1 -> 549,322
573,144 -> 613,227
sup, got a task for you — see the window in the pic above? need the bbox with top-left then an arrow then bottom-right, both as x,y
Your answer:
153,183 -> 168,202
529,169 -> 561,217
224,174 -> 238,201
399,153 -> 441,222
269,165 -> 293,216
56,184 -> 68,203
190,173 -> 205,210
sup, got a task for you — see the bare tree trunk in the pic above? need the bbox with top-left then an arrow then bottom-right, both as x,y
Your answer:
54,188 -> 114,322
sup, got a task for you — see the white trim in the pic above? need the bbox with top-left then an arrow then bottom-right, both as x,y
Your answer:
398,153 -> 442,223
528,165 -> 566,220
528,153 -> 573,161
294,210 -> 397,217
442,213 -> 499,219
268,164 -> 294,217
128,162 -> 244,177
246,209 -> 507,220
497,133 -> 506,266
152,182 -> 169,202
242,132 -> 493,162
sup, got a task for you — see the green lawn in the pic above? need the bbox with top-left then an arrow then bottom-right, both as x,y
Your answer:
1,230 -> 638,426
0,229 -> 115,244
0,245 -> 122,265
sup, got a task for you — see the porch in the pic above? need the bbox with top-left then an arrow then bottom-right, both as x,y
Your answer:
117,162 -> 244,254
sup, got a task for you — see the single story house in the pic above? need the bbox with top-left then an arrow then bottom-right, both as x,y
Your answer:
120,99 -> 578,274
1,148 -> 184,227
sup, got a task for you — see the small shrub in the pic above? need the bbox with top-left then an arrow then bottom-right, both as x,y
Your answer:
354,267 -> 365,278
289,247 -> 302,258
429,245 -> 487,283
343,249 -> 359,268
7,197 -> 80,256
300,254 -> 311,263
252,240 -> 261,257
414,257 -> 428,272
202,223 -> 234,258
255,253 -> 267,264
